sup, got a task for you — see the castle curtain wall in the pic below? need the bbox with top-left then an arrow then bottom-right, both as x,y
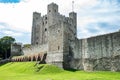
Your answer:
78,31 -> 120,71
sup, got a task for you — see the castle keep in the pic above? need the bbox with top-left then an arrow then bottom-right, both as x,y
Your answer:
13,3 -> 120,71
31,3 -> 77,69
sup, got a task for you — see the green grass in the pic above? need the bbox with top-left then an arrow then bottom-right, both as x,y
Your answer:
0,62 -> 120,80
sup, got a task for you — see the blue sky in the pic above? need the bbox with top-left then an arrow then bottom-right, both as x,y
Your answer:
0,0 -> 120,44
0,0 -> 20,3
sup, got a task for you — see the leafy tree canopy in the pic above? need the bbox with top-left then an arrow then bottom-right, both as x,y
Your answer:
0,36 -> 15,59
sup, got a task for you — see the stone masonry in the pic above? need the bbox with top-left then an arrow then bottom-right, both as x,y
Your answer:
11,43 -> 22,57
30,3 -> 120,71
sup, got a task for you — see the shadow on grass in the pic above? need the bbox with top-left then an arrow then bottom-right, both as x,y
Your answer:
35,65 -> 44,72
0,63 -> 7,66
0,59 -> 11,66
65,68 -> 78,72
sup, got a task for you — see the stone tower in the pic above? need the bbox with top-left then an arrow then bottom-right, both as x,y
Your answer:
31,3 -> 77,69
31,12 -> 41,45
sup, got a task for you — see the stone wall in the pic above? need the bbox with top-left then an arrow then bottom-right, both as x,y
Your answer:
46,52 -> 63,68
78,31 -> 120,71
23,44 -> 48,55
11,43 -> 22,57
12,44 -> 48,62
70,38 -> 83,70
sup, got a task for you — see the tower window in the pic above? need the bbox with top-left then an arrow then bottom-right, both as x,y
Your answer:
55,10 -> 56,12
49,10 -> 51,12
45,17 -> 47,20
58,46 -> 60,50
45,28 -> 47,31
58,30 -> 60,33
36,42 -> 38,45
46,21 -> 47,24
36,17 -> 38,19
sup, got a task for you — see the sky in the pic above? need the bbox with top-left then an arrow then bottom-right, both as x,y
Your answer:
0,0 -> 120,44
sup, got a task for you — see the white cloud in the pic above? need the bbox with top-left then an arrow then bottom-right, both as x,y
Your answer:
0,0 -> 120,43
2,30 -> 23,37
76,0 -> 120,38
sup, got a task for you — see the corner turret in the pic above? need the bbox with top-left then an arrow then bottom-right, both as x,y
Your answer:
47,3 -> 58,14
69,12 -> 77,37
31,12 -> 41,45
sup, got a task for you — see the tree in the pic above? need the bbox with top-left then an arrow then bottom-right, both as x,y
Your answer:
0,36 -> 15,59
23,44 -> 31,48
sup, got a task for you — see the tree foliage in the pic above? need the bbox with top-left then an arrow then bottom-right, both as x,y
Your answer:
0,36 -> 15,59
23,44 -> 31,48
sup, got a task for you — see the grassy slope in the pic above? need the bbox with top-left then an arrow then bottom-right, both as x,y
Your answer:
0,62 -> 120,80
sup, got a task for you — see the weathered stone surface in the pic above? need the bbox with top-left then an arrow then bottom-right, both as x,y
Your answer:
70,59 -> 83,70
111,55 -> 120,71
46,53 -> 63,68
11,43 -> 22,57
82,56 -> 120,71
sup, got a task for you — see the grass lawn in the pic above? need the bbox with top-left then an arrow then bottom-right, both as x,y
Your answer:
0,62 -> 120,80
